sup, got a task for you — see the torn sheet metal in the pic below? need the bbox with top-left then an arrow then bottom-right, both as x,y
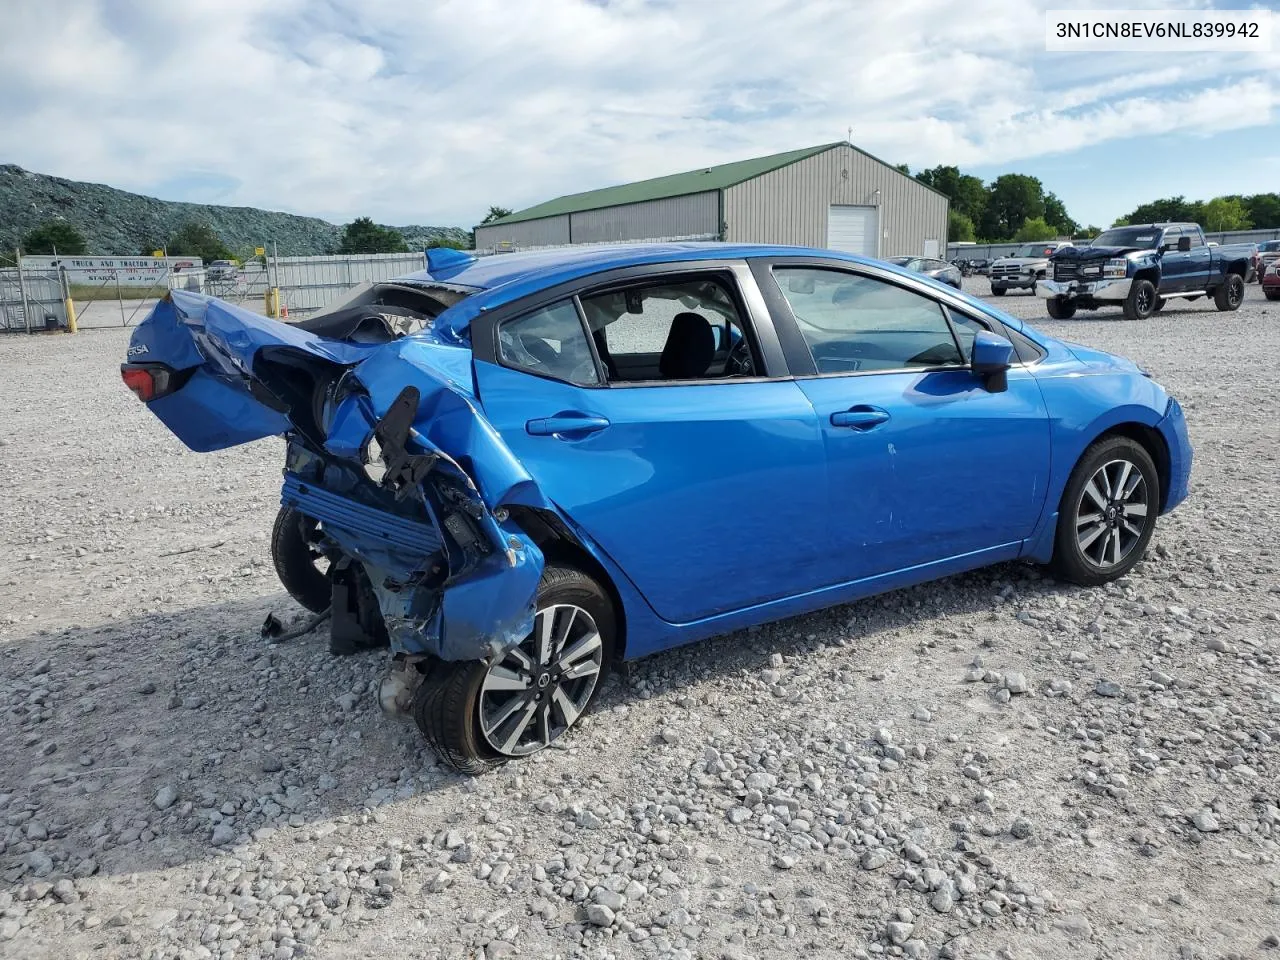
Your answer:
128,291 -> 549,662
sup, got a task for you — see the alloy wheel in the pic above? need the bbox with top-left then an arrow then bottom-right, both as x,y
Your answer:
1074,458 -> 1150,569
1136,285 -> 1153,313
478,603 -> 603,757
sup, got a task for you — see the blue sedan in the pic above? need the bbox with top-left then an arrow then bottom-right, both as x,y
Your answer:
121,243 -> 1192,771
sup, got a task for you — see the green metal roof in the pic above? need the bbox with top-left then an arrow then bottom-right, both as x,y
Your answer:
483,142 -> 845,227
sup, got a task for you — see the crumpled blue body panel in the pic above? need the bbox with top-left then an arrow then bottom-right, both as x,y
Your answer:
127,291 -> 547,661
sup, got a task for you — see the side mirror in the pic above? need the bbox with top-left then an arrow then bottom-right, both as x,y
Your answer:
971,331 -> 1014,392
1177,236 -> 1191,252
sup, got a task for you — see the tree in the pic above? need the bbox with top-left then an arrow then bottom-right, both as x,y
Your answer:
1242,193 -> 1280,229
1013,217 -> 1057,242
893,163 -> 910,176
1201,196 -> 1251,232
480,206 -> 514,225
167,221 -> 234,262
981,174 -> 1045,241
1121,195 -> 1203,225
1043,192 -> 1078,236
427,238 -> 469,250
914,165 -> 986,224
338,217 -> 408,254
23,220 -> 88,255
948,210 -> 976,243
1076,225 -> 1104,239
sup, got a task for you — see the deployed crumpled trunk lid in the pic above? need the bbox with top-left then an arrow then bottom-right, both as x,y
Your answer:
124,291 -> 549,661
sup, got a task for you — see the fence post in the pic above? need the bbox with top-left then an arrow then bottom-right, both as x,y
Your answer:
116,269 -> 126,327
16,249 -> 32,334
60,265 -> 78,333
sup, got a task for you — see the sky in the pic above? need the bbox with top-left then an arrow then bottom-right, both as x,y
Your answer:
0,0 -> 1276,230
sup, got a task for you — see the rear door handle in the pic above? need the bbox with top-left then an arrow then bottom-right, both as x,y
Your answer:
830,406 -> 890,430
526,414 -> 611,438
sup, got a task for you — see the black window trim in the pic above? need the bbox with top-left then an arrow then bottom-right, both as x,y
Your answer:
477,259 -> 791,389
754,255 -> 1045,380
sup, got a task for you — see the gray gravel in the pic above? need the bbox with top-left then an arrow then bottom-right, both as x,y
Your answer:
1,282 -> 1278,959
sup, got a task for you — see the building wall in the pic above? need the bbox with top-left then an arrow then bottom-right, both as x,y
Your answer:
568,192 -> 718,244
723,144 -> 948,257
474,214 -> 571,251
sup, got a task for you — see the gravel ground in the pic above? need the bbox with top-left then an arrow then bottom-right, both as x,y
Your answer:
1,283 -> 1278,960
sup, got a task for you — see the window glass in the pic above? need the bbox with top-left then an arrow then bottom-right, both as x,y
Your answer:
773,268 -> 963,373
947,310 -> 991,362
579,277 -> 756,382
498,300 -> 599,385
1160,228 -> 1182,252
1183,227 -> 1203,248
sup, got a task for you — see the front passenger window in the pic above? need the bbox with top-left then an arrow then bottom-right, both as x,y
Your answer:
773,268 -> 963,374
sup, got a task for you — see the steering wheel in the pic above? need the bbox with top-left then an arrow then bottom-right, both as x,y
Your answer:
725,337 -> 754,376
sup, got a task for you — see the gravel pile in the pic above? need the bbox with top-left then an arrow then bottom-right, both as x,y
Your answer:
1,285 -> 1277,959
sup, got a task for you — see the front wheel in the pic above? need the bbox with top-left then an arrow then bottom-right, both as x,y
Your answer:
990,287 -> 1006,296
413,564 -> 616,773
1122,279 -> 1157,321
1264,288 -> 1280,301
1213,274 -> 1245,312
1048,436 -> 1159,586
1045,297 -> 1076,320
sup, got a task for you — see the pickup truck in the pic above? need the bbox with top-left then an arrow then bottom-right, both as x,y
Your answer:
1036,222 -> 1254,320
988,240 -> 1074,295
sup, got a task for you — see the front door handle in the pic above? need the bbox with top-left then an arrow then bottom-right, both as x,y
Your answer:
526,414 -> 611,438
830,406 -> 890,430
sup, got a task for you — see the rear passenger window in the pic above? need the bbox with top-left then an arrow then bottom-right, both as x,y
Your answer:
773,268 -> 963,373
498,300 -> 600,386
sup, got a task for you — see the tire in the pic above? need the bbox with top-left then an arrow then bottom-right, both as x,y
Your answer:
271,506 -> 331,613
1122,278 -> 1157,321
1265,289 -> 1280,301
1048,436 -> 1159,587
1045,298 -> 1076,320
990,287 -> 1006,297
1213,274 -> 1245,312
413,563 -> 617,774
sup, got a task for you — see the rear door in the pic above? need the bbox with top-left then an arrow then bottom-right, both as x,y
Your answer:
758,259 -> 1051,581
472,262 -> 831,625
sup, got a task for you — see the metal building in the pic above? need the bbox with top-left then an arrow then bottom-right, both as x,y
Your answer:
474,142 -> 949,259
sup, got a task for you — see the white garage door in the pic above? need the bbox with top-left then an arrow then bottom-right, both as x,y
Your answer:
827,205 -> 879,257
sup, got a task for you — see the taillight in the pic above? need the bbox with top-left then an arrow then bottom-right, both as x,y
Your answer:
121,366 -> 156,401
120,363 -> 186,402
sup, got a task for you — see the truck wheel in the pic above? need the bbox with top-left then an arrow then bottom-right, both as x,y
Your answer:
1045,298 -> 1076,320
1048,436 -> 1159,586
271,506 -> 331,613
1122,279 -> 1157,321
1264,289 -> 1280,301
990,287 -> 1006,297
413,564 -> 616,774
1213,274 -> 1244,312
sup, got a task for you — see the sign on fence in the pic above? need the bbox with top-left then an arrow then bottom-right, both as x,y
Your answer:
18,256 -> 204,286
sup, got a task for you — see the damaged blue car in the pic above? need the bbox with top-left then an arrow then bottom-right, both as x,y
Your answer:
122,243 -> 1192,771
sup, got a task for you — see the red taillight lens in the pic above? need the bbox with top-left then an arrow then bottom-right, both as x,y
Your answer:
122,366 -> 156,401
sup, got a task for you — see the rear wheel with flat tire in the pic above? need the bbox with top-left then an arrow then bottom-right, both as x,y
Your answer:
413,564 -> 616,774
1045,298 -> 1076,320
271,506 -> 331,613
1213,274 -> 1245,312
1122,279 -> 1157,321
990,287 -> 1006,296
1049,436 -> 1159,586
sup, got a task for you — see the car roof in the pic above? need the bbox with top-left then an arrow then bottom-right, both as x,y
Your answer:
399,241 -> 1030,340
403,242 -> 878,333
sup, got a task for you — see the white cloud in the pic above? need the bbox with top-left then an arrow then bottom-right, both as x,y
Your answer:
0,0 -> 1273,227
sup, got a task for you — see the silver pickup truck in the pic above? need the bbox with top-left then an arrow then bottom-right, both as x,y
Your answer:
988,241 -> 1074,296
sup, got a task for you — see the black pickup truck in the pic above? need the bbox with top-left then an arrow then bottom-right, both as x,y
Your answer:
1036,222 -> 1254,320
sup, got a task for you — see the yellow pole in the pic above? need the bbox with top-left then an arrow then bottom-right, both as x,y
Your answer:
60,266 -> 78,333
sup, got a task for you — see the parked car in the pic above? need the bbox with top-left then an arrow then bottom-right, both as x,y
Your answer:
121,243 -> 1192,771
886,256 -> 962,288
1263,259 -> 1280,300
1038,223 -> 1255,320
970,258 -> 992,276
988,241 -> 1074,296
1255,239 -> 1280,281
207,260 -> 239,282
